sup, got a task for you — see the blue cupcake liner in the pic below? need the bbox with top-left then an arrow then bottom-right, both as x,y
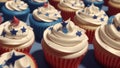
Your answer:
0,2 -> 5,12
83,0 -> 104,9
28,0 -> 48,13
29,14 -> 62,42
1,6 -> 30,22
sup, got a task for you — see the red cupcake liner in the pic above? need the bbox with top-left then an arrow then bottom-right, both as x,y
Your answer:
49,0 -> 59,9
0,44 -> 33,55
41,39 -> 87,68
104,0 -> 108,6
93,38 -> 120,68
25,53 -> 38,68
43,49 -> 85,68
107,3 -> 120,16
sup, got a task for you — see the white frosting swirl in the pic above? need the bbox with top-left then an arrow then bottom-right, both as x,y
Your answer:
33,4 -> 61,22
32,0 -> 47,3
0,50 -> 35,68
75,4 -> 108,26
0,0 -> 8,2
59,0 -> 85,10
43,19 -> 88,58
0,20 -> 34,47
5,0 -> 28,11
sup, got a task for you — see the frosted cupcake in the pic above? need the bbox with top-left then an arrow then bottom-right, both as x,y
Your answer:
29,3 -> 62,41
41,19 -> 88,68
73,4 -> 108,43
1,0 -> 30,22
93,13 -> 120,68
83,0 -> 104,9
0,17 -> 35,54
0,50 -> 37,68
107,0 -> 120,16
28,0 -> 48,13
57,0 -> 85,20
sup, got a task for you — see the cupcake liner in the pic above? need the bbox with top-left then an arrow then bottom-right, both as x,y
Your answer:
93,38 -> 120,68
104,0 -> 108,6
107,3 -> 120,16
41,39 -> 87,68
28,0 -> 45,13
25,53 -> 38,68
49,0 -> 59,9
0,44 -> 33,55
2,6 -> 30,22
73,17 -> 95,44
29,14 -> 62,42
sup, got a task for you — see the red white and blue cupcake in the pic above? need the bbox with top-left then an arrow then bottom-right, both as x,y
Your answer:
1,0 -> 30,22
29,3 -> 62,42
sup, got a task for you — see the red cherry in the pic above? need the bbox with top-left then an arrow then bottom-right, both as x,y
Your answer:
11,16 -> 19,26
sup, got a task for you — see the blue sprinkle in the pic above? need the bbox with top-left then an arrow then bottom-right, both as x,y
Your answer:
49,27 -> 53,30
38,12 -> 42,15
54,14 -> 57,16
45,13 -> 49,16
21,27 -> 26,33
10,29 -> 18,36
107,16 -> 114,24
76,31 -> 82,37
100,18 -> 104,22
62,27 -> 68,34
93,15 -> 98,19
117,26 -> 120,31
1,30 -> 6,37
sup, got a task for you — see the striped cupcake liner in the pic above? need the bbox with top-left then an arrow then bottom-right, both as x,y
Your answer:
93,38 -> 120,68
41,40 -> 87,68
49,0 -> 59,9
107,3 -> 120,16
0,44 -> 32,55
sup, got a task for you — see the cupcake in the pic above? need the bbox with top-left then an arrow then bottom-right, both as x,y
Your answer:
107,0 -> 120,16
57,0 -> 85,20
0,50 -> 37,68
83,0 -> 104,9
0,17 -> 35,54
73,4 -> 108,44
28,0 -> 48,13
29,3 -> 62,41
93,13 -> 120,68
1,0 -> 30,22
49,0 -> 60,9
41,19 -> 88,68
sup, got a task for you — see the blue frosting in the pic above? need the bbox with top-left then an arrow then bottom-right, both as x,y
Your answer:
29,14 -> 62,41
1,6 -> 30,22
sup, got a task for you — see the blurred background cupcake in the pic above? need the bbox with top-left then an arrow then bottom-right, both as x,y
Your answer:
83,0 -> 104,9
0,17 -> 35,54
57,0 -> 85,20
29,3 -> 62,42
0,50 -> 37,68
41,19 -> 88,68
73,4 -> 108,44
28,0 -> 48,13
107,0 -> 120,16
49,0 -> 60,9
1,0 -> 30,22
93,13 -> 120,68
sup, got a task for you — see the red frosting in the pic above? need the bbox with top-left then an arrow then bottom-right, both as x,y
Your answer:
11,16 -> 20,27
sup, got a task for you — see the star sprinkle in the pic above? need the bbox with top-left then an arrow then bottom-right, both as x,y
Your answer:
38,11 -> 42,15
10,29 -> 18,36
4,52 -> 25,67
21,27 -> 26,33
45,13 -> 49,16
117,26 -> 120,31
93,15 -> 98,19
100,18 -> 104,22
61,21 -> 68,33
76,31 -> 82,37
1,30 -> 6,37
107,16 -> 114,24
54,14 -> 57,16
49,27 -> 53,30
